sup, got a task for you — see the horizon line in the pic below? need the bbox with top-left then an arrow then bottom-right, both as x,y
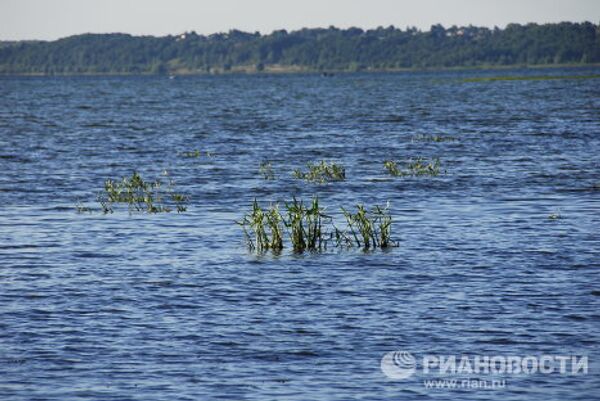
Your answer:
1,20 -> 596,42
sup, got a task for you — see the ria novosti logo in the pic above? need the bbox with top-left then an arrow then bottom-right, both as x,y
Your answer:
380,351 -> 417,379
381,351 -> 588,381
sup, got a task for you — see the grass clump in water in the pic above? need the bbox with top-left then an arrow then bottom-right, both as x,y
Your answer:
97,171 -> 188,214
336,203 -> 396,249
384,157 -> 442,177
74,201 -> 93,214
293,161 -> 346,183
383,160 -> 401,176
236,200 -> 284,252
238,197 -> 397,253
238,196 -> 329,252
284,196 -> 330,252
259,160 -> 275,180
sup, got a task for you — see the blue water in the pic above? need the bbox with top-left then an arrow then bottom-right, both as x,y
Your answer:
1,69 -> 599,400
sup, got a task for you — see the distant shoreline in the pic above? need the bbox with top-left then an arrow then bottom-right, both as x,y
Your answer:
2,23 -> 598,77
1,63 -> 599,77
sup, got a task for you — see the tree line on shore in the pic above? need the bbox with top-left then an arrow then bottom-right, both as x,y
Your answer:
0,22 -> 598,74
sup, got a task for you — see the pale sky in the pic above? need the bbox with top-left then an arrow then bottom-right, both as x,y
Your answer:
1,0 -> 598,41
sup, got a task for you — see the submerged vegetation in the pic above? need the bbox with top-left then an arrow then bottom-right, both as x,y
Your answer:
238,197 -> 397,253
95,171 -> 189,213
259,160 -> 275,180
384,157 -> 442,177
293,161 -> 346,183
74,201 -> 93,214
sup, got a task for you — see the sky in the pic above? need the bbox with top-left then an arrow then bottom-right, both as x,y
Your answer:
1,0 -> 598,41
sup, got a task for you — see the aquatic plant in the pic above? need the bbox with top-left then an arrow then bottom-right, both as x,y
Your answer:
408,157 -> 441,176
238,197 -> 396,253
74,201 -> 93,214
383,160 -> 401,176
336,203 -> 395,249
259,160 -> 275,180
238,196 -> 332,252
384,157 -> 442,177
293,161 -> 346,183
171,192 -> 189,213
237,200 -> 284,251
284,196 -> 330,252
97,171 -> 188,214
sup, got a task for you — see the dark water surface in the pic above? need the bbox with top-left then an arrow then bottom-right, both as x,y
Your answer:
1,69 -> 599,400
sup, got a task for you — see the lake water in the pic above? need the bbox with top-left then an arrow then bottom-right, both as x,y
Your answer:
1,69 -> 599,400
